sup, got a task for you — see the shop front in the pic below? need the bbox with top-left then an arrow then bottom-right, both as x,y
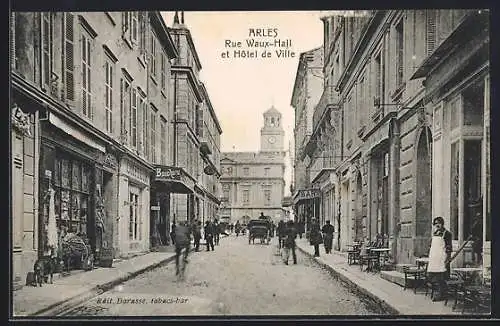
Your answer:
293,188 -> 321,238
151,165 -> 195,250
117,155 -> 151,257
39,112 -> 117,269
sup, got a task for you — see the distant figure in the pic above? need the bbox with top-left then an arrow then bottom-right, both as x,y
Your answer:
235,221 -> 241,236
174,221 -> 191,276
298,220 -> 305,239
192,220 -> 202,252
170,221 -> 177,246
259,212 -> 266,220
213,219 -> 220,245
309,219 -> 322,257
277,220 -> 286,249
204,221 -> 215,251
322,220 -> 335,254
282,220 -> 298,265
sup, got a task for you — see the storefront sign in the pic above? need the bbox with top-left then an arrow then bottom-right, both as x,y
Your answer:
295,189 -> 321,201
151,206 -> 160,211
155,166 -> 182,181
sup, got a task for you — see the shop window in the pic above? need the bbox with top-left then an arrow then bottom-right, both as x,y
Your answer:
462,82 -> 484,127
464,140 -> 482,238
53,155 -> 91,237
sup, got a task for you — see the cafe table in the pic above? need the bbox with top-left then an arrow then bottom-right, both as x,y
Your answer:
370,248 -> 391,271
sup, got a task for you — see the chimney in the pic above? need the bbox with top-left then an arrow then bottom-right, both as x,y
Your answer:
173,11 -> 180,25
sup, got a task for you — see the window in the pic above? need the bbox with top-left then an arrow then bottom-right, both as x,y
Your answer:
243,167 -> 249,176
395,19 -> 404,87
63,12 -> 75,101
53,155 -> 91,237
374,52 -> 382,101
243,190 -> 250,204
128,187 -> 141,241
81,32 -> 92,119
264,167 -> 270,176
120,77 -> 131,144
143,99 -> 149,159
104,59 -> 114,133
41,12 -> 53,89
358,73 -> 365,127
130,89 -> 138,149
160,53 -> 166,91
139,12 -> 146,54
150,34 -> 157,78
450,141 -> 459,240
426,10 -> 437,56
160,118 -> 166,164
130,12 -> 138,44
383,152 -> 389,177
150,107 -> 157,162
122,12 -> 129,35
264,189 -> 271,206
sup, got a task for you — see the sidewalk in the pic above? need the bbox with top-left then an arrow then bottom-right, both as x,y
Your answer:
295,238 -> 460,315
12,250 -> 177,317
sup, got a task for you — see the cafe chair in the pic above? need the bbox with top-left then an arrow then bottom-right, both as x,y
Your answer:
402,265 -> 424,293
444,272 -> 464,307
347,246 -> 361,265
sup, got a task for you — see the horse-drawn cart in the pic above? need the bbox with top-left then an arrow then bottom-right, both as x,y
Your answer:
248,220 -> 271,245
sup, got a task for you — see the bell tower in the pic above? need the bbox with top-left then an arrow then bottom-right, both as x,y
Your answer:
260,106 -> 284,153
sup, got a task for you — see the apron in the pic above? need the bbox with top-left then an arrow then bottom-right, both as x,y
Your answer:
427,232 -> 447,273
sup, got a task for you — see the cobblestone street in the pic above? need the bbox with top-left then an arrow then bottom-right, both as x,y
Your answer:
65,235 -> 385,316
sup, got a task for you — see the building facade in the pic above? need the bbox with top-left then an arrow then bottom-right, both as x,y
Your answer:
10,11 -> 222,290
290,47 -> 324,232
296,9 -> 489,270
220,108 -> 286,224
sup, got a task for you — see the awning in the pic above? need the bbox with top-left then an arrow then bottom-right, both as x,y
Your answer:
153,165 -> 195,194
49,113 -> 106,153
293,189 -> 321,205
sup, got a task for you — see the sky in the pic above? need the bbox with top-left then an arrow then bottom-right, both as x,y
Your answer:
161,11 -> 325,196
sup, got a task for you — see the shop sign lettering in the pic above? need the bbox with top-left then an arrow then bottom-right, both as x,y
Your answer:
155,167 -> 182,181
297,189 -> 320,200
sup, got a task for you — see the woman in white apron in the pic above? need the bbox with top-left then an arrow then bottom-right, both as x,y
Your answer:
427,216 -> 453,301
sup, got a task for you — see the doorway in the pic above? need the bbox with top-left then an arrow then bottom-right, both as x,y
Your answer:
415,127 -> 432,257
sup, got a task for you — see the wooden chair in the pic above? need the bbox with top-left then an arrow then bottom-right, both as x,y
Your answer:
444,272 -> 465,307
402,266 -> 425,293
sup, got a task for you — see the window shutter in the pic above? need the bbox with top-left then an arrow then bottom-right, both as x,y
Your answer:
10,13 -> 15,70
122,12 -> 129,35
42,12 -> 52,88
426,10 -> 436,56
131,12 -> 138,43
64,12 -> 75,101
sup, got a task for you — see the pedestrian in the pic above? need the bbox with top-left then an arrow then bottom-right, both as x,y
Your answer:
170,221 -> 176,246
309,218 -> 323,257
192,220 -> 202,252
299,219 -> 305,239
277,220 -> 286,249
235,220 -> 241,237
322,220 -> 335,254
283,220 -> 298,265
213,219 -> 220,245
174,221 -> 191,276
427,216 -> 452,301
204,220 -> 215,251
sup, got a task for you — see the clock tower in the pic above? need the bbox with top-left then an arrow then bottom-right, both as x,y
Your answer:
260,106 -> 285,153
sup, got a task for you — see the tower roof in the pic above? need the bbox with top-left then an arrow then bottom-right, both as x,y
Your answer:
264,105 -> 281,116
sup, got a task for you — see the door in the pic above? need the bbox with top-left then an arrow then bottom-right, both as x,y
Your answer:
415,128 -> 432,257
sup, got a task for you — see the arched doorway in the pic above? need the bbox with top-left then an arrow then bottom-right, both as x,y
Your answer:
355,172 -> 364,241
415,127 -> 432,256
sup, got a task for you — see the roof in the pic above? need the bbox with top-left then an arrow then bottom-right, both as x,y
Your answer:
264,105 -> 281,116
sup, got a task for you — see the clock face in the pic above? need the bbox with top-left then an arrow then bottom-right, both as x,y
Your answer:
268,136 -> 276,144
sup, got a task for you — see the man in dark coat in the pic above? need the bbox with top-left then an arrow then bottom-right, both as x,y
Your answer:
283,220 -> 298,265
322,220 -> 335,254
170,221 -> 176,246
204,220 -> 215,251
277,220 -> 286,249
192,220 -> 202,252
310,219 -> 322,257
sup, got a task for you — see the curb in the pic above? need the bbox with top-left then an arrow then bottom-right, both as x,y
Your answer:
296,245 -> 400,315
31,254 -> 177,317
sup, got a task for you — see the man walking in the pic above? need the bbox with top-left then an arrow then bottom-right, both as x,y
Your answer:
277,220 -> 286,249
170,221 -> 177,246
204,220 -> 215,251
192,220 -> 202,252
174,221 -> 191,276
322,220 -> 335,254
283,220 -> 298,265
213,219 -> 220,245
310,218 -> 322,257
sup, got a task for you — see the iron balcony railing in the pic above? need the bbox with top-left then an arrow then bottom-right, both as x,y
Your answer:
312,85 -> 338,131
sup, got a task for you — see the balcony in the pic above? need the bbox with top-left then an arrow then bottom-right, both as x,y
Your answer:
200,140 -> 212,155
310,153 -> 339,183
313,85 -> 338,131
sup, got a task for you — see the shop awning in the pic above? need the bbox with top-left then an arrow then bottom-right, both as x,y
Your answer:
49,113 -> 106,153
293,189 -> 321,205
153,165 -> 195,194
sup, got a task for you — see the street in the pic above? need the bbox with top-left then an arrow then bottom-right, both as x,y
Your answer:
64,235 -> 385,316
